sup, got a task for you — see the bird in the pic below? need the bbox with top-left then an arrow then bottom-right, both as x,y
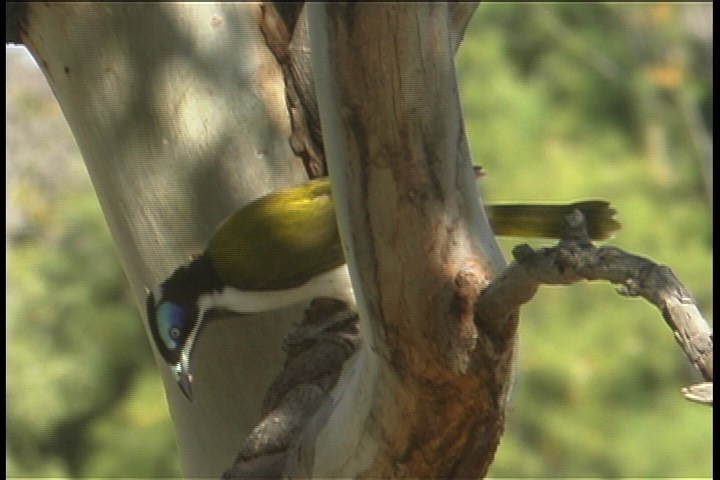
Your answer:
145,176 -> 620,400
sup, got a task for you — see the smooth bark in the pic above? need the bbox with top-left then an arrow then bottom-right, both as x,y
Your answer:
18,3 -> 308,476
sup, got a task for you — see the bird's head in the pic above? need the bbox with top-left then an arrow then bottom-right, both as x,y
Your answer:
146,255 -> 220,400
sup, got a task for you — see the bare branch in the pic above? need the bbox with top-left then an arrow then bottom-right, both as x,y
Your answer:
682,382 -> 713,406
260,3 -> 326,178
222,299 -> 360,476
477,210 -> 713,404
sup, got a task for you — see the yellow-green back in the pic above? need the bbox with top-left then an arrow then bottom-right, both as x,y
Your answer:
208,178 -> 344,290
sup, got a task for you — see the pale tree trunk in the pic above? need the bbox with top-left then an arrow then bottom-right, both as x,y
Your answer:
13,3 -> 312,476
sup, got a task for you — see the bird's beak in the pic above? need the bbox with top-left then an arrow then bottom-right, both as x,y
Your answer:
174,308 -> 204,402
174,353 -> 194,401
178,369 -> 193,401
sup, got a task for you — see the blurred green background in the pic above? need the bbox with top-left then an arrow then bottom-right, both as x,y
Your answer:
6,4 -> 712,478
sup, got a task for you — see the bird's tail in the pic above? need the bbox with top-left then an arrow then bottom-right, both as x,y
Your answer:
486,200 -> 621,241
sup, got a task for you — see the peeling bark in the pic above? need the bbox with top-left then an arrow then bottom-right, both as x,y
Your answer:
260,3 -> 326,178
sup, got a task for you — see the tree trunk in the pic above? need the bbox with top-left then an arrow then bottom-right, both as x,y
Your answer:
15,3 -> 310,476
299,4 -> 514,476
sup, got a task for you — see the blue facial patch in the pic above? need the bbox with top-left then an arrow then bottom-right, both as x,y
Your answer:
158,302 -> 187,351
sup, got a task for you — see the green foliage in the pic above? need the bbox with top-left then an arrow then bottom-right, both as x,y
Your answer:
6,180 -> 180,476
80,372 -> 181,477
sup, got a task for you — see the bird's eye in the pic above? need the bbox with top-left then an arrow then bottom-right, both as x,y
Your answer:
169,326 -> 181,340
158,302 -> 187,351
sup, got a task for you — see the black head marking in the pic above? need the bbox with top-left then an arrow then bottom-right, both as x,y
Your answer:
146,254 -> 222,368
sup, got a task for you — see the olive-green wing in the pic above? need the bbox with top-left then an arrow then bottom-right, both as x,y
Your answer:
208,178 -> 345,291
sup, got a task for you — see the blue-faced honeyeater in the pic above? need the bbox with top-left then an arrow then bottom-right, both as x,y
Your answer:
146,177 -> 620,399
